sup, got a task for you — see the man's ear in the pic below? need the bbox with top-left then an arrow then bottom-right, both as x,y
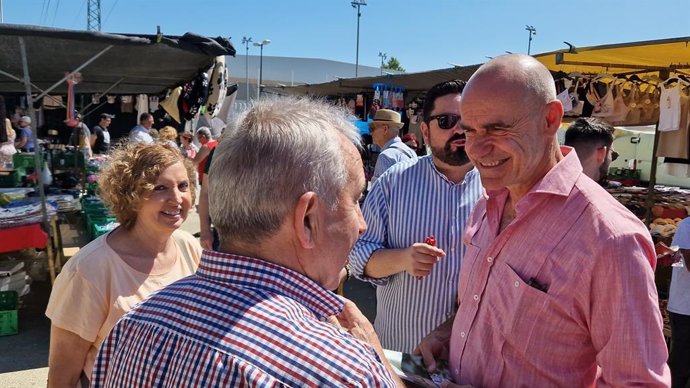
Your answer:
420,121 -> 430,144
293,191 -> 318,249
595,146 -> 607,164
544,100 -> 564,137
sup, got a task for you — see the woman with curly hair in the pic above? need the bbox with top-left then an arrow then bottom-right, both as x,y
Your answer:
45,142 -> 202,388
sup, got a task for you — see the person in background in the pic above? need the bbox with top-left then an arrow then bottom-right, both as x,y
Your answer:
0,97 -> 17,165
667,217 -> 690,388
45,143 -> 201,388
15,115 -> 35,152
179,131 -> 198,159
128,112 -> 154,144
369,108 -> 416,184
564,117 -> 618,184
90,113 -> 113,155
158,125 -> 180,152
191,126 -> 218,185
417,54 -> 670,387
68,113 -> 93,158
349,80 -> 482,352
91,97 -> 402,387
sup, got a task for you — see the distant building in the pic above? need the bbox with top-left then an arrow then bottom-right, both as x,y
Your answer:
226,55 -> 395,102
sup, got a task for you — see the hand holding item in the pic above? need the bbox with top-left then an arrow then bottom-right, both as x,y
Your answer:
414,316 -> 454,374
405,235 -> 446,278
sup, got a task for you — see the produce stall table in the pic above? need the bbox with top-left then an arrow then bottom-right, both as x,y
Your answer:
0,219 -> 63,284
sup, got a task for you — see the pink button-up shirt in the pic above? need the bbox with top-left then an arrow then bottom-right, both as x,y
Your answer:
449,148 -> 670,387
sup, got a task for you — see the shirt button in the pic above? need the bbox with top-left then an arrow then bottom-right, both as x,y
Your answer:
514,281 -> 519,288
460,331 -> 466,338
473,294 -> 479,301
487,256 -> 493,263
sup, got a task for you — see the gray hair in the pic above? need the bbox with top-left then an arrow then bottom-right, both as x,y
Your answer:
209,96 -> 360,244
196,126 -> 212,139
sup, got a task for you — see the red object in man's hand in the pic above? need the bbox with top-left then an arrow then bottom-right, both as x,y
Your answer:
425,235 -> 436,246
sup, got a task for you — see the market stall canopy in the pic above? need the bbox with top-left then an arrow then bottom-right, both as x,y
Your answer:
272,64 -> 481,97
533,36 -> 690,74
0,24 -> 235,95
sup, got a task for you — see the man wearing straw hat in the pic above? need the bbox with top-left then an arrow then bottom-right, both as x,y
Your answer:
369,109 -> 416,184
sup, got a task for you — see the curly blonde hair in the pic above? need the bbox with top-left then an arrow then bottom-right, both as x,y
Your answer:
159,126 -> 178,142
98,142 -> 197,230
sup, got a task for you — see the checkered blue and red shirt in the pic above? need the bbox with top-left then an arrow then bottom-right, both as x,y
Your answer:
91,250 -> 396,387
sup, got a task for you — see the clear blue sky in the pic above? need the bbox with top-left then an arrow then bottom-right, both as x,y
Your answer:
3,0 -> 690,73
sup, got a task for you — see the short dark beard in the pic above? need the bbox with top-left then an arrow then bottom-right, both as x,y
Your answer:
430,133 -> 470,166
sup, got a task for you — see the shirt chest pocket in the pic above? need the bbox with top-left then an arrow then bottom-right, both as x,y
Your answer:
482,262 -> 551,354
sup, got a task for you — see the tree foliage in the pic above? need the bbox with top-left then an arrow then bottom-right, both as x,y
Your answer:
383,57 -> 405,72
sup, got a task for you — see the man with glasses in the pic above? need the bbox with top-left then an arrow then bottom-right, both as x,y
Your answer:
349,80 -> 482,352
369,109 -> 417,184
564,117 -> 618,185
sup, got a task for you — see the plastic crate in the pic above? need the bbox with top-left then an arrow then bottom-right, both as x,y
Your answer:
0,171 -> 19,188
0,291 -> 18,336
12,153 -> 44,172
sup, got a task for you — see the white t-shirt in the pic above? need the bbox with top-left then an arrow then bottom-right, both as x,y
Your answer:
668,217 -> 690,316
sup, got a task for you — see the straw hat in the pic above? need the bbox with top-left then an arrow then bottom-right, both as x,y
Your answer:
368,109 -> 404,130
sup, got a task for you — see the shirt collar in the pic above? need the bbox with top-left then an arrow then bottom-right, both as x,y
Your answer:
196,250 -> 344,320
382,136 -> 403,149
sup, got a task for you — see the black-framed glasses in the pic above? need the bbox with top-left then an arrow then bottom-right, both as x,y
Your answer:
427,114 -> 460,130
603,146 -> 619,162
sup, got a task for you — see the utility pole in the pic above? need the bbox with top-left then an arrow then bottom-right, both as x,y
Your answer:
242,36 -> 252,101
87,0 -> 101,31
525,25 -> 536,55
378,52 -> 387,75
351,0 -> 366,77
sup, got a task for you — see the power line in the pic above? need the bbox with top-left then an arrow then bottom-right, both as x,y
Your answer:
51,0 -> 61,26
103,0 -> 120,26
71,0 -> 87,28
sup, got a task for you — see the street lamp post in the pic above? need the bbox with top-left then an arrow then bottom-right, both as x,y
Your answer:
253,39 -> 271,99
378,52 -> 387,75
351,0 -> 366,77
241,36 -> 252,101
525,25 -> 536,55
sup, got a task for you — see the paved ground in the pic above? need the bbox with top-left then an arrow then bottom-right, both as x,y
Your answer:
0,207 -> 376,387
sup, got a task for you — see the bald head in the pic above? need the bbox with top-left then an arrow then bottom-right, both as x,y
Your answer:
467,54 -> 557,106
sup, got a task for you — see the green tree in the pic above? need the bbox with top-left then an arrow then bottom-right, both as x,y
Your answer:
383,57 -> 405,72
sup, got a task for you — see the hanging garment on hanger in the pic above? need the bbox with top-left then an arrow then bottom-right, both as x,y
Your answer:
135,94 -> 149,116
120,96 -> 134,113
623,83 -> 643,125
657,90 -> 689,158
639,84 -> 660,124
659,83 -> 683,132
563,79 -> 583,116
591,81 -> 616,119
205,56 -> 228,118
609,81 -> 631,124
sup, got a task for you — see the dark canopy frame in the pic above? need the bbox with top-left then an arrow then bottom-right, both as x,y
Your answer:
0,24 -> 235,242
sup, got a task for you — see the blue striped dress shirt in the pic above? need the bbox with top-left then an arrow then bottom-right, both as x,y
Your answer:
349,156 -> 483,352
92,251 -> 396,387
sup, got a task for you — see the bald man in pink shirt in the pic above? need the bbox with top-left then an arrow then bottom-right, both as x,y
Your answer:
417,55 -> 670,387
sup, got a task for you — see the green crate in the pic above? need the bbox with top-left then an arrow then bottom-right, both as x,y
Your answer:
0,171 -> 19,188
0,291 -> 18,337
12,153 -> 44,172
